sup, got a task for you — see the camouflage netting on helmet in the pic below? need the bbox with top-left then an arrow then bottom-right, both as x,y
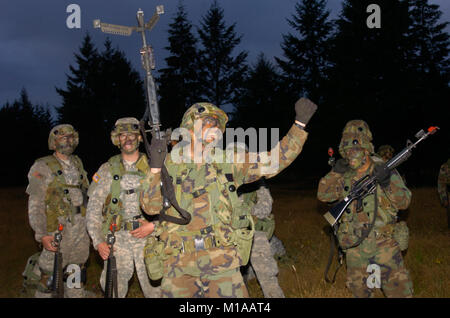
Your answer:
378,145 -> 395,157
110,117 -> 141,146
48,124 -> 79,150
338,120 -> 374,158
180,102 -> 228,133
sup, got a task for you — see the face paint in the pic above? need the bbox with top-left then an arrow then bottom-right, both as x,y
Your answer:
55,134 -> 76,155
345,147 -> 368,170
119,133 -> 140,155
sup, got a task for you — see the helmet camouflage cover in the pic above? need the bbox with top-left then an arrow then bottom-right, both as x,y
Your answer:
378,145 -> 395,158
338,120 -> 374,158
48,124 -> 79,150
180,102 -> 228,133
111,117 -> 141,146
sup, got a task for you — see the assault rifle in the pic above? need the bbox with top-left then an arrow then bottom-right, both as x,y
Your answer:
323,126 -> 440,227
94,6 -> 191,226
51,224 -> 64,298
104,220 -> 118,298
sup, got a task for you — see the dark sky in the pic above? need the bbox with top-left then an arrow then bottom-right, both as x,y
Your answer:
1,0 -> 449,114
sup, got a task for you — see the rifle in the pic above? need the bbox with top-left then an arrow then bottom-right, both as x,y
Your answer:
93,6 -> 191,226
51,224 -> 64,298
104,219 -> 118,298
323,126 -> 440,227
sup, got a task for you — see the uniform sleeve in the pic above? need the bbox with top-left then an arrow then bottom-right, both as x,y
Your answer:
26,161 -> 53,242
437,163 -> 449,204
251,186 -> 273,219
140,171 -> 163,215
382,170 -> 411,210
317,171 -> 345,203
86,163 -> 112,249
232,124 -> 308,184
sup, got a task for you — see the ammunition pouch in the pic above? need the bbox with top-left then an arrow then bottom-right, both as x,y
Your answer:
144,236 -> 165,281
22,252 -> 41,290
231,216 -> 255,266
393,221 -> 409,251
254,214 -> 275,240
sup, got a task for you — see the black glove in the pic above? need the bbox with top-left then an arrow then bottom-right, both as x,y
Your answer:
373,164 -> 391,188
332,159 -> 349,174
149,137 -> 167,169
295,97 -> 318,127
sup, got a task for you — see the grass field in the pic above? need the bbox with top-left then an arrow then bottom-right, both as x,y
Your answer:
0,185 -> 448,298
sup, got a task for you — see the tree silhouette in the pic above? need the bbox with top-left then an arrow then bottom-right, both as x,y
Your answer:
197,0 -> 248,108
157,1 -> 201,129
56,34 -> 146,175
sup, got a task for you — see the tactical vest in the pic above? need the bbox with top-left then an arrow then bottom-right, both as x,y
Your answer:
39,155 -> 88,233
101,154 -> 149,237
162,159 -> 255,264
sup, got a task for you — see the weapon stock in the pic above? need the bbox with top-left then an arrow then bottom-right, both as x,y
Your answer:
323,126 -> 439,226
51,224 -> 64,298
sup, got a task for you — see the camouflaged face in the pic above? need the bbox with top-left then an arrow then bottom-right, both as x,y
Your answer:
111,117 -> 141,146
180,103 -> 228,133
339,120 -> 374,158
48,124 -> 79,151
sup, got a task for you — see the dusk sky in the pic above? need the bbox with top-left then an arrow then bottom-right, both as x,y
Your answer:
1,0 -> 449,114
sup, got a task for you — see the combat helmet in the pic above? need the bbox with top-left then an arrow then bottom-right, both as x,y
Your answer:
180,102 -> 228,133
377,145 -> 395,159
111,117 -> 141,146
338,120 -> 374,158
48,124 -> 79,151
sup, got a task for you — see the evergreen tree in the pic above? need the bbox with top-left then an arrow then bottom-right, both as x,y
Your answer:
197,0 -> 248,108
276,0 -> 333,103
56,34 -> 145,174
0,88 -> 53,185
157,1 -> 200,129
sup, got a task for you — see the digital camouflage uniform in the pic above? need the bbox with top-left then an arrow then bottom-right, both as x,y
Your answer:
86,118 -> 161,298
140,102 -> 308,298
437,159 -> 450,228
26,124 -> 90,298
246,184 -> 285,298
317,120 -> 414,298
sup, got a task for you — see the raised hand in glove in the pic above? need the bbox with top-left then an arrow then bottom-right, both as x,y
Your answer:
333,159 -> 350,174
373,164 -> 391,188
295,97 -> 318,128
149,136 -> 167,169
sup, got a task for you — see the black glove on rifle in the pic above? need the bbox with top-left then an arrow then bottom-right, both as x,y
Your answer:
373,164 -> 391,188
333,159 -> 350,174
149,136 -> 167,169
295,97 -> 318,127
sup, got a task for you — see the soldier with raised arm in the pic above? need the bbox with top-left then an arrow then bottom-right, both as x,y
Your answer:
140,98 -> 317,298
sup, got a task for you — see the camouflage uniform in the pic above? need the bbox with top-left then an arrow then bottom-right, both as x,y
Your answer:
26,124 -> 90,298
140,102 -> 309,298
317,120 -> 414,298
437,159 -> 450,228
86,118 -> 161,298
247,184 -> 285,298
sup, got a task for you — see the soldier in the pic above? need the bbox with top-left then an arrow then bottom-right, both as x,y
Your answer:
317,120 -> 414,298
437,159 -> 450,228
241,179 -> 285,298
26,124 -> 90,298
86,117 -> 161,298
140,98 -> 317,298
377,145 -> 394,162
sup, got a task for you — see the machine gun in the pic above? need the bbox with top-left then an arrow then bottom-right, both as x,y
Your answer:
104,219 -> 118,298
94,6 -> 191,226
323,126 -> 440,227
50,224 -> 64,298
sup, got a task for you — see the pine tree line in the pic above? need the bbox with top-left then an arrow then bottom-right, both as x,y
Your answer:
1,0 -> 448,186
